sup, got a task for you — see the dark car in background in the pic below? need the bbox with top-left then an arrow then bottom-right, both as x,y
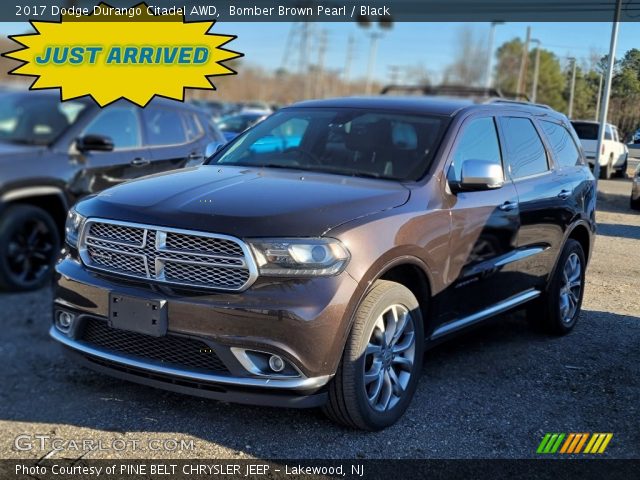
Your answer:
0,90 -> 226,291
216,110 -> 269,141
52,96 -> 595,430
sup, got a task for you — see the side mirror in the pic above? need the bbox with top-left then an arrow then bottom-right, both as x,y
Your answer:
458,160 -> 504,191
76,134 -> 114,152
205,141 -> 224,158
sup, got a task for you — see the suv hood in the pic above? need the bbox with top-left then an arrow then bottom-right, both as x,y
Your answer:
80,166 -> 410,237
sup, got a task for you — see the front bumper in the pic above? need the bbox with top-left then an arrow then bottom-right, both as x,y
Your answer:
53,256 -> 360,407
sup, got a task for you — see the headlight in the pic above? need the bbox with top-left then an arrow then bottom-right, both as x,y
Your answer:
248,238 -> 350,276
64,208 -> 86,248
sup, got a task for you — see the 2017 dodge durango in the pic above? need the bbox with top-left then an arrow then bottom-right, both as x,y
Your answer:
52,97 -> 596,430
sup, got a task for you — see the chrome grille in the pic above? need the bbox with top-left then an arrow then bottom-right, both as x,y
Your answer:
79,219 -> 257,291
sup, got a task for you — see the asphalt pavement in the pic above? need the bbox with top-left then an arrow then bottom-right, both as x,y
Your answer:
0,169 -> 638,460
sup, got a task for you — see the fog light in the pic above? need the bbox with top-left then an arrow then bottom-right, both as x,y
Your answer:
268,355 -> 285,373
56,311 -> 74,331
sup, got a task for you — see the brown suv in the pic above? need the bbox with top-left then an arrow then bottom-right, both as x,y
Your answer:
52,97 -> 596,430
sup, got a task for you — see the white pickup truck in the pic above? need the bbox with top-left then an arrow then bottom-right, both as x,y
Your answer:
571,120 -> 629,179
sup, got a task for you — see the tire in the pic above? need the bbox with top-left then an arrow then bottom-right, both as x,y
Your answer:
614,156 -> 628,178
323,280 -> 425,430
599,155 -> 613,180
631,196 -> 640,211
526,239 -> 586,335
0,205 -> 60,291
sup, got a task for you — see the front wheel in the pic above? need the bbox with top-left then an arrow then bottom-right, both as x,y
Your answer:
599,156 -> 612,179
323,280 -> 424,430
527,239 -> 586,335
614,156 -> 628,178
0,205 -> 60,291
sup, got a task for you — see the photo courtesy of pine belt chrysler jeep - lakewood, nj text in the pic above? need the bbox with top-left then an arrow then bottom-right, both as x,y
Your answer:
52,96 -> 595,430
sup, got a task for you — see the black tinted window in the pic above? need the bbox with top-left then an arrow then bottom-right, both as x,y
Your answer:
84,107 -> 140,149
502,117 -> 548,178
541,121 -> 581,168
449,117 -> 502,182
144,107 -> 187,146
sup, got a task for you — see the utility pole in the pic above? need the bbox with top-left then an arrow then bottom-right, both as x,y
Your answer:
314,29 -> 328,98
388,65 -> 402,84
343,34 -> 355,95
530,39 -> 541,103
595,73 -> 603,121
485,21 -> 503,90
568,57 -> 577,118
594,0 -> 622,182
516,26 -> 531,98
365,31 -> 383,94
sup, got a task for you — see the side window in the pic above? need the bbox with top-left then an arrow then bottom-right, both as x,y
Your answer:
501,117 -> 548,179
83,107 -> 141,149
604,126 -> 613,140
143,107 -> 187,146
448,117 -> 502,182
182,112 -> 204,142
540,121 -> 581,168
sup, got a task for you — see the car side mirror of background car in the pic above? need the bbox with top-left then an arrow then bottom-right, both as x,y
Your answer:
458,159 -> 505,191
76,134 -> 114,152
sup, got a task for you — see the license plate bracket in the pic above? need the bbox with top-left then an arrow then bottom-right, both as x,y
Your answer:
108,294 -> 167,337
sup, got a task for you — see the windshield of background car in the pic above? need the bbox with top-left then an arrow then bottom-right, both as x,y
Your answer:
571,121 -> 613,141
217,114 -> 263,133
209,108 -> 448,181
0,94 -> 89,146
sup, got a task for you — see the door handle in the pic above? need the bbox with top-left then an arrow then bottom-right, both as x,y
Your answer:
188,152 -> 203,159
130,157 -> 150,166
498,201 -> 518,212
557,189 -> 571,200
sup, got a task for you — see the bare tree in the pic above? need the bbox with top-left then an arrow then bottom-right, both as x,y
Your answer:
442,26 -> 487,86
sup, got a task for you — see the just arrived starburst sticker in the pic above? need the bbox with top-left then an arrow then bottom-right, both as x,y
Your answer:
2,2 -> 242,107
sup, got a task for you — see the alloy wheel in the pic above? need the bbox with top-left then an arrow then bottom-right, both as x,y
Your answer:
363,304 -> 416,412
6,218 -> 55,286
559,252 -> 582,324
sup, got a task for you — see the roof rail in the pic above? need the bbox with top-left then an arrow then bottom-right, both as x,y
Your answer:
487,99 -> 553,110
379,84 -> 529,101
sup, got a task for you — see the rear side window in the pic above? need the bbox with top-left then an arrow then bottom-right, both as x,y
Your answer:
182,112 -> 204,142
540,121 -> 581,168
83,107 -> 141,149
143,107 -> 187,146
448,117 -> 502,182
501,117 -> 548,179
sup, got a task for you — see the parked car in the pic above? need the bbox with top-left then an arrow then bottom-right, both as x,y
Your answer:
52,96 -> 595,430
0,90 -> 226,291
632,128 -> 640,143
216,110 -> 269,141
631,163 -> 640,210
571,120 -> 628,179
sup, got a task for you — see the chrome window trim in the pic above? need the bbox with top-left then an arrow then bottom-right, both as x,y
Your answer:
78,218 -> 259,292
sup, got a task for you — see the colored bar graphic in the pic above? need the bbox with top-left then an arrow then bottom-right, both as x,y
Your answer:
537,433 -> 613,454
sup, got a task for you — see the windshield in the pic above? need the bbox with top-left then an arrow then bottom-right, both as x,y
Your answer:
571,122 -> 612,141
217,114 -> 264,134
209,108 -> 448,181
0,94 -> 89,146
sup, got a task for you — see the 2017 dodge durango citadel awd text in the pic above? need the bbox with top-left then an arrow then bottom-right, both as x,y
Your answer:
52,97 -> 596,430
